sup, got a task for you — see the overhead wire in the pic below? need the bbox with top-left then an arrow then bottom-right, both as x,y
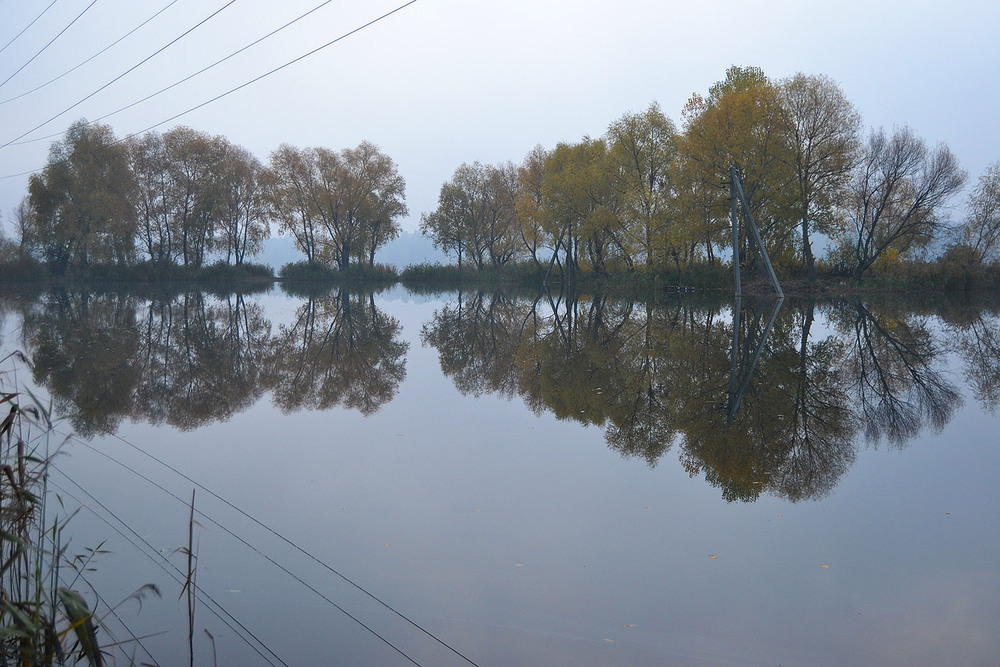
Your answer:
0,0 -> 420,183
0,0 -> 100,91
55,564 -> 162,667
0,0 -> 181,106
66,439 -> 424,665
7,0 -> 340,145
126,0 -> 419,138
0,0 -> 239,150
0,0 -> 61,57
48,473 -> 288,667
72,423 -> 479,666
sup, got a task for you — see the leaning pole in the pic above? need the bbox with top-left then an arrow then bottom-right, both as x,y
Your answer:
729,165 -> 783,297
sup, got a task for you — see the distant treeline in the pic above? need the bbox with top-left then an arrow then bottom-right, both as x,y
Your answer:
419,66 -> 999,283
3,65 -> 999,288
3,122 -> 407,276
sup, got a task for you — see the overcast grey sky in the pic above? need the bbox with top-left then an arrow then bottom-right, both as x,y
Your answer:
1,0 -> 997,236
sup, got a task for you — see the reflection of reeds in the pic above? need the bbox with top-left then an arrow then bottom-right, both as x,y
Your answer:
1,351 -> 129,665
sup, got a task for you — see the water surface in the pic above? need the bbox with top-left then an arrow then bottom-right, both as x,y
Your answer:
2,286 -> 998,665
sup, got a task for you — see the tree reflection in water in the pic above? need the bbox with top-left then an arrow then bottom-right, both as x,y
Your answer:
19,289 -> 408,435
270,290 -> 407,415
421,291 -> 968,502
10,288 -> 994,503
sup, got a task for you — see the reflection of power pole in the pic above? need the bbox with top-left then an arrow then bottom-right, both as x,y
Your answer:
730,165 -> 783,297
727,296 -> 783,423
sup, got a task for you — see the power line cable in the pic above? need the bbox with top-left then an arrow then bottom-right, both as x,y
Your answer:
56,566 -> 161,667
0,0 -> 100,91
126,0 -> 419,139
0,0 -> 181,106
79,423 -> 479,665
0,0 -> 61,57
0,0 -> 238,150
0,1 -> 421,189
7,0 -> 339,145
68,438 -> 426,666
0,166 -> 40,181
49,473 -> 287,667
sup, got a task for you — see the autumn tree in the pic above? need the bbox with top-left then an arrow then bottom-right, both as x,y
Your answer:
9,197 -> 34,254
421,161 -> 521,269
24,292 -> 142,435
267,141 -> 406,269
540,138 -> 628,278
26,121 -> 137,271
214,142 -> 268,265
420,291 -> 532,398
266,144 -> 321,262
778,73 -> 862,279
341,141 -> 408,267
678,66 -> 798,269
163,126 -> 223,267
605,102 -> 680,269
833,301 -> 960,444
514,145 -> 551,268
954,162 -> 1000,263
126,131 -> 173,262
949,311 -> 1000,411
840,126 -> 966,277
269,291 -> 408,414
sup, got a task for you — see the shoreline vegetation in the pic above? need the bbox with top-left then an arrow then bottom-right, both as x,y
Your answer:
3,65 -> 999,300
4,252 -> 1000,300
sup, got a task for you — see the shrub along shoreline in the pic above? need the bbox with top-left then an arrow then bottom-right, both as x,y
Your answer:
4,254 -> 1000,298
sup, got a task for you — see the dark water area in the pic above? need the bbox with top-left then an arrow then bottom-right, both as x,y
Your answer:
2,286 -> 998,665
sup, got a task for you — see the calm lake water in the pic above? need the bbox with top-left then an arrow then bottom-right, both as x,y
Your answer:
2,286 -> 999,666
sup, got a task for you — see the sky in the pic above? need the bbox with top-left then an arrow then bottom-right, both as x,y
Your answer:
1,0 -> 998,237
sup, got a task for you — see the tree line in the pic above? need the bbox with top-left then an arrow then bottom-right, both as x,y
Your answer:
421,66 -> 999,281
6,65 -> 999,284
8,120 -> 408,274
